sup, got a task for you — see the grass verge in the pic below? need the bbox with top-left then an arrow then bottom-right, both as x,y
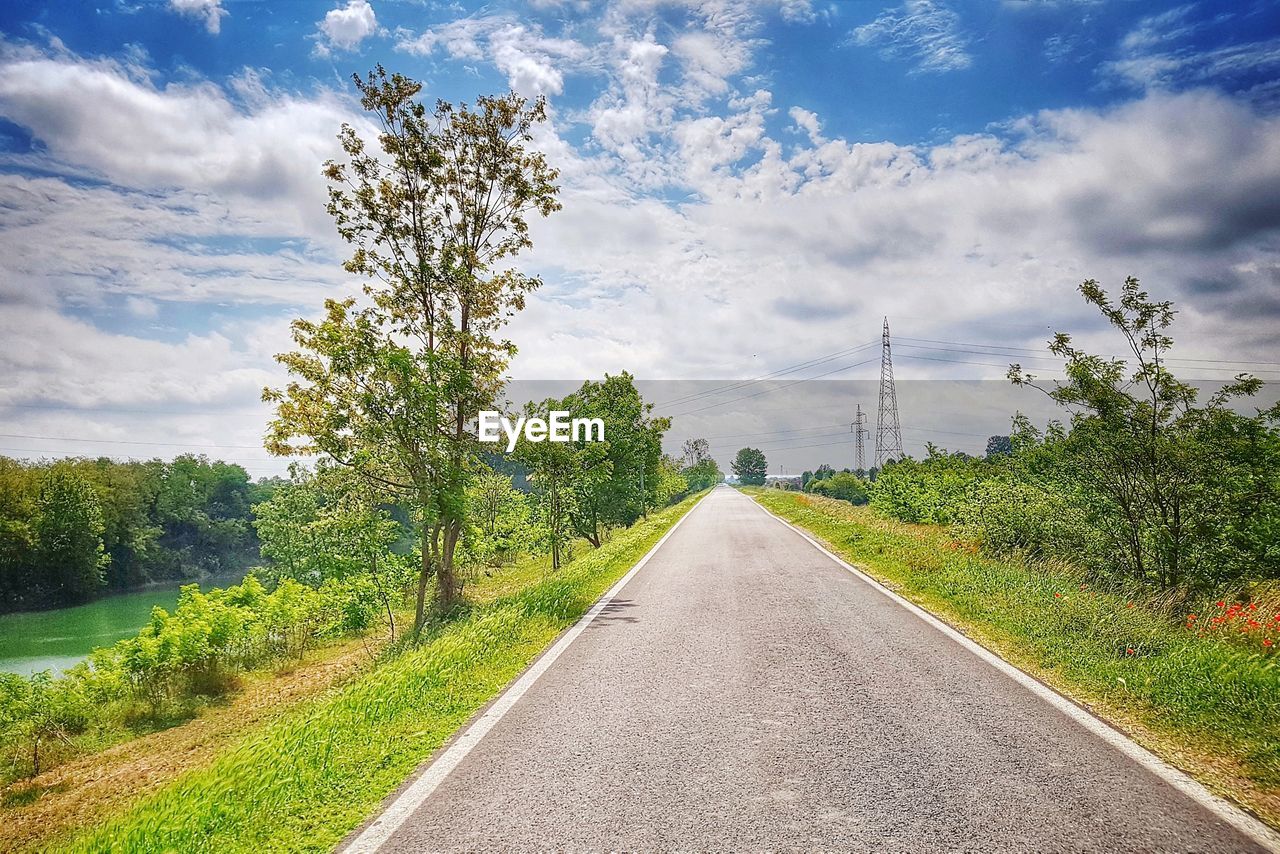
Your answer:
746,488 -> 1280,829
55,492 -> 705,853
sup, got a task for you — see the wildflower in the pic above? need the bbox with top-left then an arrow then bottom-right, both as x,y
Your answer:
1126,648 -> 1135,655
1216,601 -> 1226,608
1265,639 -> 1274,648
1186,614 -> 1197,622
1127,602 -> 1136,609
1054,592 -> 1062,599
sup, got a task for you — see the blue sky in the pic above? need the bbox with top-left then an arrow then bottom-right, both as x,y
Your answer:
1,0 -> 1279,472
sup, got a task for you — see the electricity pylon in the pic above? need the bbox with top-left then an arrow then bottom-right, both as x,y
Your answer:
851,404 -> 867,474
875,317 -> 903,468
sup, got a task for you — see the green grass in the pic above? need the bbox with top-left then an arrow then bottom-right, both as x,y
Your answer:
58,493 -> 706,853
747,488 -> 1280,825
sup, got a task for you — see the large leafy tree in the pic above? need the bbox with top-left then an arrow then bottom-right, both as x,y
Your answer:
265,68 -> 560,634
732,447 -> 768,486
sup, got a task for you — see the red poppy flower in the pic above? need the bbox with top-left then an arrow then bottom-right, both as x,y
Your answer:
1126,648 -> 1135,655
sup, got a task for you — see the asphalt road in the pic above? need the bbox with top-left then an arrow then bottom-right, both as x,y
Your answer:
359,486 -> 1272,852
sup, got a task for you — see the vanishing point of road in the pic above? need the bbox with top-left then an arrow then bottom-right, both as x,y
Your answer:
345,486 -> 1276,853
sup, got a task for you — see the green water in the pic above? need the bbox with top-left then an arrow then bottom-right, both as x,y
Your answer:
0,576 -> 243,677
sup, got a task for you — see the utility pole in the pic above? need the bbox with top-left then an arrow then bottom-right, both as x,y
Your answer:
851,404 -> 867,475
875,317 -> 903,468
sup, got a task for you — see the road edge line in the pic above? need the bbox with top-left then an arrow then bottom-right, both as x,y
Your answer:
340,489 -> 715,854
746,490 -> 1280,853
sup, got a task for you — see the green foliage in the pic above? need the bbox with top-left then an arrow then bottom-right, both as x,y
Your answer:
459,469 -> 533,572
653,455 -> 690,507
563,373 -> 670,542
58,494 -> 703,854
731,447 -> 767,486
872,279 -> 1280,593
0,455 -> 266,612
807,471 -> 869,505
682,456 -> 723,492
1008,277 -> 1280,589
33,467 -> 107,603
752,488 -> 1280,807
0,670 -> 91,776
870,451 -> 990,525
266,69 -> 560,630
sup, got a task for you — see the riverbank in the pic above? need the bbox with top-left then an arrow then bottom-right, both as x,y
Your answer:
0,571 -> 249,676
2,493 -> 705,852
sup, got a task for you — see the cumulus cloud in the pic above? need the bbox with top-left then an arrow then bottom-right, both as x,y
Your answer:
168,0 -> 227,35
4,2 -> 1280,471
316,0 -> 379,55
397,16 -> 592,96
850,0 -> 972,73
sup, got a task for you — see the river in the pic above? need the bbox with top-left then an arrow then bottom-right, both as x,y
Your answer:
0,574 -> 245,677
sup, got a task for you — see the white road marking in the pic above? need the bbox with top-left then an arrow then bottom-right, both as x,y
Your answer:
340,490 -> 715,853
748,491 -> 1280,853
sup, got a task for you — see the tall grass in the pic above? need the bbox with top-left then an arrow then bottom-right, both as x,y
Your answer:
749,488 -> 1280,824
57,492 -> 705,853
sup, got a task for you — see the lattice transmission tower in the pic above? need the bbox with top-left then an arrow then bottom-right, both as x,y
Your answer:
850,404 -> 867,474
875,317 -> 903,468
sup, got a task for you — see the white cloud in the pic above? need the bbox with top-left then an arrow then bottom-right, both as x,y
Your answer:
316,0 -> 379,55
4,5 -> 1280,472
168,0 -> 227,35
397,16 -> 592,96
1101,5 -> 1280,94
851,0 -> 972,73
788,106 -> 822,143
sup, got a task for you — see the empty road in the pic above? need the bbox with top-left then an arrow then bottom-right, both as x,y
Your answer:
349,486 -> 1274,852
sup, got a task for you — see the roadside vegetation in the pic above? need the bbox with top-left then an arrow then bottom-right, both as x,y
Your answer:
749,487 -> 1280,824
1,68 -> 722,851
50,494 -> 704,854
745,279 -> 1280,824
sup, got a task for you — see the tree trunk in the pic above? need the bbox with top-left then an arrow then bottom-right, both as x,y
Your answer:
413,526 -> 433,639
436,517 -> 462,610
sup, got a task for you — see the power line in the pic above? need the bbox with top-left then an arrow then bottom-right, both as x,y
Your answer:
0,402 -> 270,417
664,357 -> 879,417
0,432 -> 273,450
654,340 -> 878,409
897,336 -> 1280,370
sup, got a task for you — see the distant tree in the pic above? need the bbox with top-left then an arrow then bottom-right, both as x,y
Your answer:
34,468 -> 108,602
683,458 -> 723,491
653,455 -> 689,506
464,469 -> 531,566
681,438 -> 711,468
811,463 -> 836,482
985,435 -> 1013,458
564,373 -> 669,543
731,447 -> 767,486
512,408 -> 581,571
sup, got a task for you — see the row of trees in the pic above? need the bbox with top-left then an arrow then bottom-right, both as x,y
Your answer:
0,456 -> 269,611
